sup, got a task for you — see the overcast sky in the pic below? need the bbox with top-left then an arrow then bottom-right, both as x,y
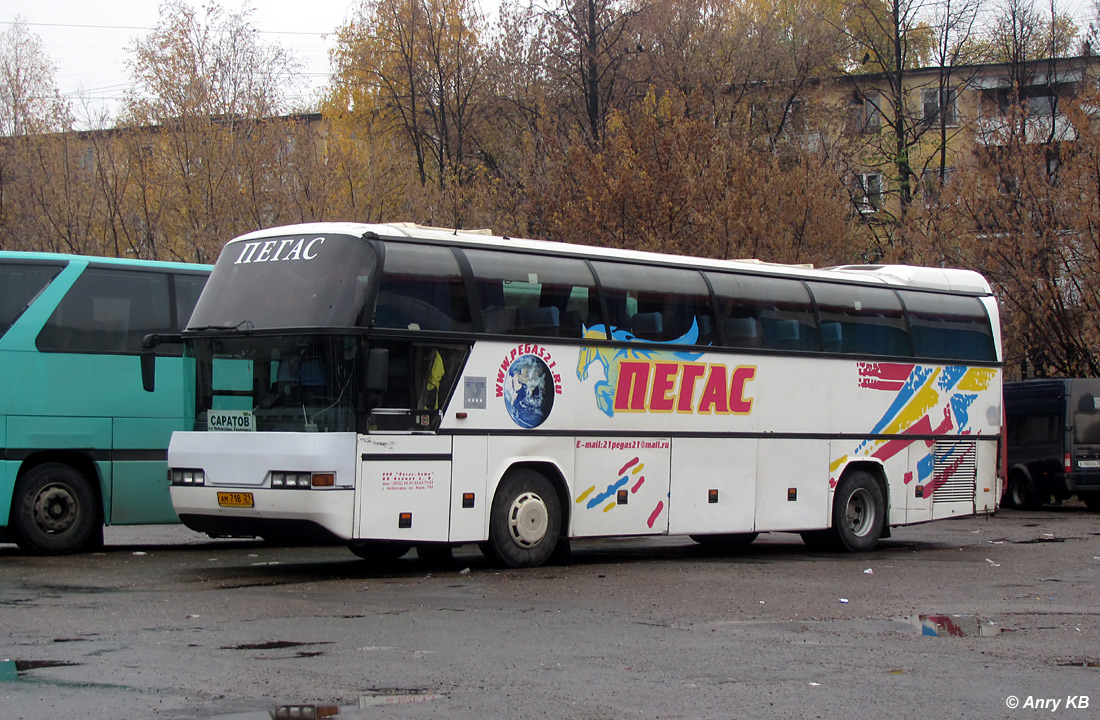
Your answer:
4,0 -> 361,123
4,0 -> 1097,125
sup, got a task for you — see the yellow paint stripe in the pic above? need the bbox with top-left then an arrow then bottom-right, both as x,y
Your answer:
830,455 -> 849,473
603,502 -> 616,513
958,368 -> 997,392
633,464 -> 645,474
880,368 -> 941,435
577,486 -> 595,503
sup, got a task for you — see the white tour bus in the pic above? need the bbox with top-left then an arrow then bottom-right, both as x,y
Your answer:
156,222 -> 1002,567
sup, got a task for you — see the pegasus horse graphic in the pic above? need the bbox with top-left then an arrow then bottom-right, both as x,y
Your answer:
577,321 -> 705,417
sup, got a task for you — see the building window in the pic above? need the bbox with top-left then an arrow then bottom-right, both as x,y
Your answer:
1026,93 -> 1057,117
852,172 -> 883,213
849,93 -> 882,133
921,87 -> 958,127
920,167 -> 955,204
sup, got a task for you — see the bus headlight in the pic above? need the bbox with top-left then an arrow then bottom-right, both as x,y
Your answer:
271,471 -> 311,489
169,469 -> 206,486
270,471 -> 335,489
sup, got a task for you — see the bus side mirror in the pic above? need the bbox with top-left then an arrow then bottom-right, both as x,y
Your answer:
141,335 -> 160,392
141,333 -> 183,392
365,348 -> 389,392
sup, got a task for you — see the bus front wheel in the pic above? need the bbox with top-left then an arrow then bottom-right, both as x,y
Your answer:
11,463 -> 98,555
484,470 -> 561,568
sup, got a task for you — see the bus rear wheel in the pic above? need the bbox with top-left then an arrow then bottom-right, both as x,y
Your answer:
803,470 -> 885,553
484,469 -> 561,568
832,471 -> 885,552
11,463 -> 97,555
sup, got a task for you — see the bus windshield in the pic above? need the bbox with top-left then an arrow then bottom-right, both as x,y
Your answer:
188,233 -> 377,330
191,334 -> 360,433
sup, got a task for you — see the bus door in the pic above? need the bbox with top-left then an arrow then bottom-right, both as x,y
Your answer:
571,437 -> 671,536
355,434 -> 452,542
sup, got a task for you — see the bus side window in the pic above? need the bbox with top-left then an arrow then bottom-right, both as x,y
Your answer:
592,262 -> 714,345
173,273 -> 208,332
0,262 -> 62,338
809,282 -> 910,357
374,244 -> 471,332
709,272 -> 817,352
900,291 -> 996,362
463,249 -> 597,339
36,268 -> 173,355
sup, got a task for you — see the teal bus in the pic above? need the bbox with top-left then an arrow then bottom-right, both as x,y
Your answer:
0,251 -> 210,554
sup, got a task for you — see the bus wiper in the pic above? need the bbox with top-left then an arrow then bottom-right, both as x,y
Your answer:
187,320 -> 256,333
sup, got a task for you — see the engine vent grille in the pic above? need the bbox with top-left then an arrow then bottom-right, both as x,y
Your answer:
931,440 -> 977,504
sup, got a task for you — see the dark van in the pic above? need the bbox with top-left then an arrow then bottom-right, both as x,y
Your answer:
1003,379 -> 1100,510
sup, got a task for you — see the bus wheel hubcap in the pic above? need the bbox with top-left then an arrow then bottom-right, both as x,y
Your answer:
508,492 -> 548,548
33,485 -> 77,533
845,488 -> 873,537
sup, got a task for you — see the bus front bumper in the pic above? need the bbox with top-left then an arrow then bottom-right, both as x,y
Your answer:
170,486 -> 354,541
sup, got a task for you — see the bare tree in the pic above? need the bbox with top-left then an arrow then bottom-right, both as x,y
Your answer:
535,0 -> 650,142
925,0 -> 982,186
0,17 -> 71,137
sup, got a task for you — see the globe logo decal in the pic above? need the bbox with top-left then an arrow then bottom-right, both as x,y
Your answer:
503,354 -> 555,428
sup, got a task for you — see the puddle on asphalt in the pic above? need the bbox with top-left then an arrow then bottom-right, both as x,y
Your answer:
202,690 -> 441,719
1,658 -> 82,681
220,641 -> 333,651
896,614 -> 1003,637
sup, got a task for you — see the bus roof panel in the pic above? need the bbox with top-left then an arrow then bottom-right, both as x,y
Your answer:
225,223 -> 992,295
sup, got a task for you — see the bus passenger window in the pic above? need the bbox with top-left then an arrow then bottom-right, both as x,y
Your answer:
463,249 -> 597,339
899,291 -> 995,362
708,272 -> 818,352
36,268 -> 172,355
591,262 -> 714,345
0,263 -> 61,337
809,282 -> 910,357
374,243 -> 471,332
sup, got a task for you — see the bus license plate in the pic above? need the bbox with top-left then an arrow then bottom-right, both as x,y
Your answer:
1078,460 -> 1100,468
217,492 -> 254,508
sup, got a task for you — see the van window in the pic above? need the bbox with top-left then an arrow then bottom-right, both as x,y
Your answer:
1009,412 -> 1060,446
1073,401 -> 1100,444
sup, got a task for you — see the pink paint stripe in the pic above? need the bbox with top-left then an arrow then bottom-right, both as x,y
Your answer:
647,500 -> 665,528
857,362 -> 915,390
631,476 -> 645,493
618,457 -> 640,476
